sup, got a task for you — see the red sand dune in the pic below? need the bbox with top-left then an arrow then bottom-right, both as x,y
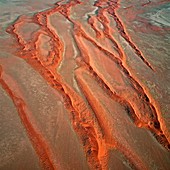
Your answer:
0,0 -> 170,169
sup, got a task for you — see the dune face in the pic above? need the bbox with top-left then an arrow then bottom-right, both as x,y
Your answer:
0,0 -> 170,169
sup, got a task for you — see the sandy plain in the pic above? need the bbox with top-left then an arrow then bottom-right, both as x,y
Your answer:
0,0 -> 170,169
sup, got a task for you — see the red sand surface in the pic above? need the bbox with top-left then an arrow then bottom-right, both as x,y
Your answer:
0,0 -> 170,169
